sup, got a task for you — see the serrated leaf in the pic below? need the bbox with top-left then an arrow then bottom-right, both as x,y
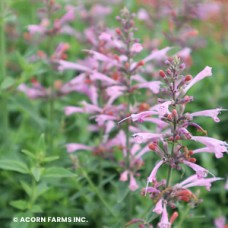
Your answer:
43,167 -> 76,178
10,200 -> 28,210
31,167 -> 42,182
0,159 -> 29,174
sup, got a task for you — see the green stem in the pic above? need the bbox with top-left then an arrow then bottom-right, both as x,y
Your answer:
79,165 -> 117,219
0,0 -> 8,148
177,205 -> 190,228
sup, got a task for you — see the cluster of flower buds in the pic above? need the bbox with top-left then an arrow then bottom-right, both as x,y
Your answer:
119,56 -> 227,226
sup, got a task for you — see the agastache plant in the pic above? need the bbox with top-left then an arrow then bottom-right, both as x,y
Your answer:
121,56 -> 227,227
62,8 -> 173,193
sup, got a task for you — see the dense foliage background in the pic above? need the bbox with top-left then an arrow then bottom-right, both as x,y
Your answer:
0,0 -> 227,227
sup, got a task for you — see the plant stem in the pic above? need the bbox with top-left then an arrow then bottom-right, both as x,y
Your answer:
177,205 -> 191,228
166,79 -> 177,187
79,164 -> 117,219
0,0 -> 8,148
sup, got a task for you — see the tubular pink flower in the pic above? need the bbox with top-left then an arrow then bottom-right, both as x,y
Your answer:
151,101 -> 172,117
143,47 -> 172,63
183,66 -> 212,94
99,32 -> 112,41
144,118 -> 168,129
18,84 -> 47,99
66,143 -> 92,153
64,106 -> 83,116
58,8 -> 75,26
137,81 -> 162,94
214,216 -> 226,228
177,174 -> 222,191
147,160 -> 164,183
131,43 -> 143,53
192,136 -> 228,158
182,160 -> 209,178
91,71 -> 117,84
157,202 -> 170,228
58,60 -> 91,72
120,170 -> 129,182
106,86 -> 127,105
106,130 -> 126,155
181,177 -> 222,191
189,108 -> 225,122
95,114 -> 116,126
130,110 -> 157,123
153,198 -> 163,214
81,101 -> 102,113
132,133 -> 163,144
129,173 -> 139,191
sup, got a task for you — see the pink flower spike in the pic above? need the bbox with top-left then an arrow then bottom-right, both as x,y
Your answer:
129,173 -> 139,191
183,160 -> 210,178
183,66 -> 212,94
132,133 -> 163,144
66,143 -> 92,153
191,108 -> 226,122
64,106 -> 83,116
153,198 -> 163,214
131,43 -> 143,53
120,170 -> 129,182
192,136 -> 228,158
147,160 -> 164,183
158,202 -> 170,228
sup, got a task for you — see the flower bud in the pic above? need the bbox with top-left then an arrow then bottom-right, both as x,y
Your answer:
185,75 -> 192,82
172,109 -> 177,117
148,143 -> 157,151
115,28 -> 121,35
159,70 -> 166,78
189,157 -> 197,163
170,212 -> 179,224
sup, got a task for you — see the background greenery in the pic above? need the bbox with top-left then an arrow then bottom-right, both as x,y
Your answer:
0,0 -> 227,227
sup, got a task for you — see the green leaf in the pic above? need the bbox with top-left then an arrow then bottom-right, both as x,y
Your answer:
43,156 -> 59,163
37,134 -> 46,153
31,167 -> 42,182
21,149 -> 36,159
10,200 -> 28,210
42,167 -> 76,178
20,181 -> 32,197
35,183 -> 49,198
1,77 -> 15,89
30,204 -> 43,213
0,159 -> 29,174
